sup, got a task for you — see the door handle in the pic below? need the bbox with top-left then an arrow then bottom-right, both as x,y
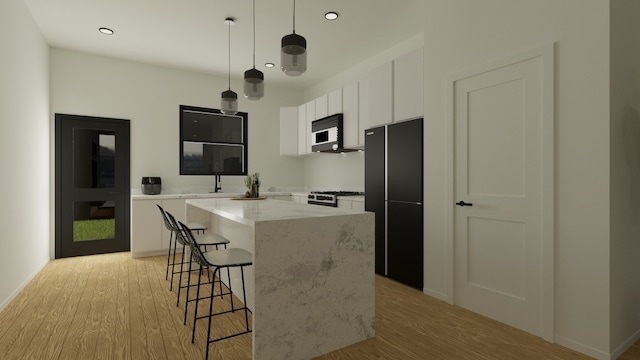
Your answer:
455,201 -> 473,207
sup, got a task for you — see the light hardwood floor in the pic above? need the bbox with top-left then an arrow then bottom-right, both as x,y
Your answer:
0,252 -> 638,360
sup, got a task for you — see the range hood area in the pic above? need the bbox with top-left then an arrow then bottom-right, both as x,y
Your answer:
311,114 -> 359,153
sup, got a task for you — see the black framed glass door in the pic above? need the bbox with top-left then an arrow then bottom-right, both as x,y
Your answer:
55,114 -> 130,258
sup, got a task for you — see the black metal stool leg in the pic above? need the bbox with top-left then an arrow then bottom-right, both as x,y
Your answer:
208,267 -> 220,360
165,230 -> 174,280
240,266 -> 250,331
176,244 -> 187,305
170,237 -> 180,291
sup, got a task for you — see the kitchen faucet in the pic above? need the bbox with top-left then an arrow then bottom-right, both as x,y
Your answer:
214,174 -> 222,193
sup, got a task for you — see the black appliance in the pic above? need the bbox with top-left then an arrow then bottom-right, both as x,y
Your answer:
308,191 -> 365,207
311,114 -> 358,153
141,176 -> 162,195
365,118 -> 423,290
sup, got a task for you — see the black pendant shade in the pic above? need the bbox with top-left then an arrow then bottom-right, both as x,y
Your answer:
244,0 -> 264,100
244,68 -> 264,100
281,0 -> 307,76
221,18 -> 238,115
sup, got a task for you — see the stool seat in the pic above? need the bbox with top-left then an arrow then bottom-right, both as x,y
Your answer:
186,222 -> 207,233
195,233 -> 231,247
204,248 -> 252,267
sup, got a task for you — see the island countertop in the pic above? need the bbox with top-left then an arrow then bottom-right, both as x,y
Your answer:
185,197 -> 375,360
185,197 -> 366,227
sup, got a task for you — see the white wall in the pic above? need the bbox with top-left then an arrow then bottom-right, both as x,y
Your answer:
610,0 -> 640,357
50,49 -> 305,197
423,0 -> 611,358
0,0 -> 50,310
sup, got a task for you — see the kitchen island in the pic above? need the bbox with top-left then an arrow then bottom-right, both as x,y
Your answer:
185,198 -> 375,360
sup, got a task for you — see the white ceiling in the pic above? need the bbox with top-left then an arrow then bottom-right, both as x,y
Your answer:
23,0 -> 425,90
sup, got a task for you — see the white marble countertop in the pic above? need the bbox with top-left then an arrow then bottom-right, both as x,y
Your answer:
186,197 -> 366,227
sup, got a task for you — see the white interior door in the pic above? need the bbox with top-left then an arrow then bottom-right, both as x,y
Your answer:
451,46 -> 554,338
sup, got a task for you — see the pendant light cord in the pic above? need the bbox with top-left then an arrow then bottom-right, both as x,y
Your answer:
252,0 -> 256,67
292,0 -> 296,34
227,20 -> 231,90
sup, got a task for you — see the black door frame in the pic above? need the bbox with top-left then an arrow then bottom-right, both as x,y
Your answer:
55,113 -> 130,258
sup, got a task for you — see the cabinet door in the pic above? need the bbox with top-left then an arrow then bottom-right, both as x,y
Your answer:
358,77 -> 370,146
131,199 -> 162,257
328,88 -> 343,115
393,48 -> 423,122
305,100 -> 315,153
368,62 -> 393,128
298,104 -> 307,155
337,199 -> 352,209
343,82 -> 359,148
280,106 -> 298,156
315,95 -> 328,120
162,199 -> 187,250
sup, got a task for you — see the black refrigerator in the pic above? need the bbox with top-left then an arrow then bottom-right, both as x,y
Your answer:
365,118 -> 423,290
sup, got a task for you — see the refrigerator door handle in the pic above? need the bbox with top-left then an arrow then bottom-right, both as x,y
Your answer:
387,200 -> 422,206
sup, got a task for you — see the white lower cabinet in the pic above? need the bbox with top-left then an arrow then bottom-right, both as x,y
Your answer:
131,198 -> 189,258
131,199 -> 163,257
337,198 -> 365,211
269,195 -> 293,201
292,194 -> 308,204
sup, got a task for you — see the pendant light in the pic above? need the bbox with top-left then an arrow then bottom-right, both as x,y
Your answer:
221,18 -> 238,115
244,0 -> 264,100
281,0 -> 307,76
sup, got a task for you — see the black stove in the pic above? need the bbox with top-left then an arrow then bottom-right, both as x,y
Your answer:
307,191 -> 365,207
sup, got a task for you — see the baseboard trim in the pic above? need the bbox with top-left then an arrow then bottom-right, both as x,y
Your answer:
611,328 -> 640,359
0,259 -> 49,312
554,335 -> 611,360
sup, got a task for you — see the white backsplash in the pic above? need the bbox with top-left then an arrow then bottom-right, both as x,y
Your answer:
303,151 -> 365,191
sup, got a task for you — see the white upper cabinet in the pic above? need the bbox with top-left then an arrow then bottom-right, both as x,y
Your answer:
298,104 -> 307,155
328,88 -> 343,115
305,99 -> 315,153
393,48 -> 424,122
367,61 -> 394,128
359,77 -> 370,145
343,82 -> 360,148
280,106 -> 298,156
315,95 -> 328,120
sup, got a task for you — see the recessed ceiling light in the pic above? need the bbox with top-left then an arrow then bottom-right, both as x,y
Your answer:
325,12 -> 339,20
265,63 -> 275,68
99,27 -> 114,35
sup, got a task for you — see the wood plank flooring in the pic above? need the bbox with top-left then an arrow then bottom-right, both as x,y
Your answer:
0,252 -> 637,359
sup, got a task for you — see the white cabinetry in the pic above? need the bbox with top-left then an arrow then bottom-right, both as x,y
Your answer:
305,100 -> 315,153
343,82 -> 360,148
131,198 -> 187,258
328,88 -> 343,115
368,62 -> 394,128
315,95 -> 328,120
358,77 -> 370,145
366,48 -> 424,129
269,195 -> 293,201
297,104 -> 307,155
280,106 -> 298,156
291,194 -> 308,204
393,48 -> 423,122
131,199 -> 161,257
337,198 -> 365,211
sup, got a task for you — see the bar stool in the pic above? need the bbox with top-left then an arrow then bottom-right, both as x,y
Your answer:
165,212 -> 230,310
178,221 -> 252,360
157,204 -> 208,285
